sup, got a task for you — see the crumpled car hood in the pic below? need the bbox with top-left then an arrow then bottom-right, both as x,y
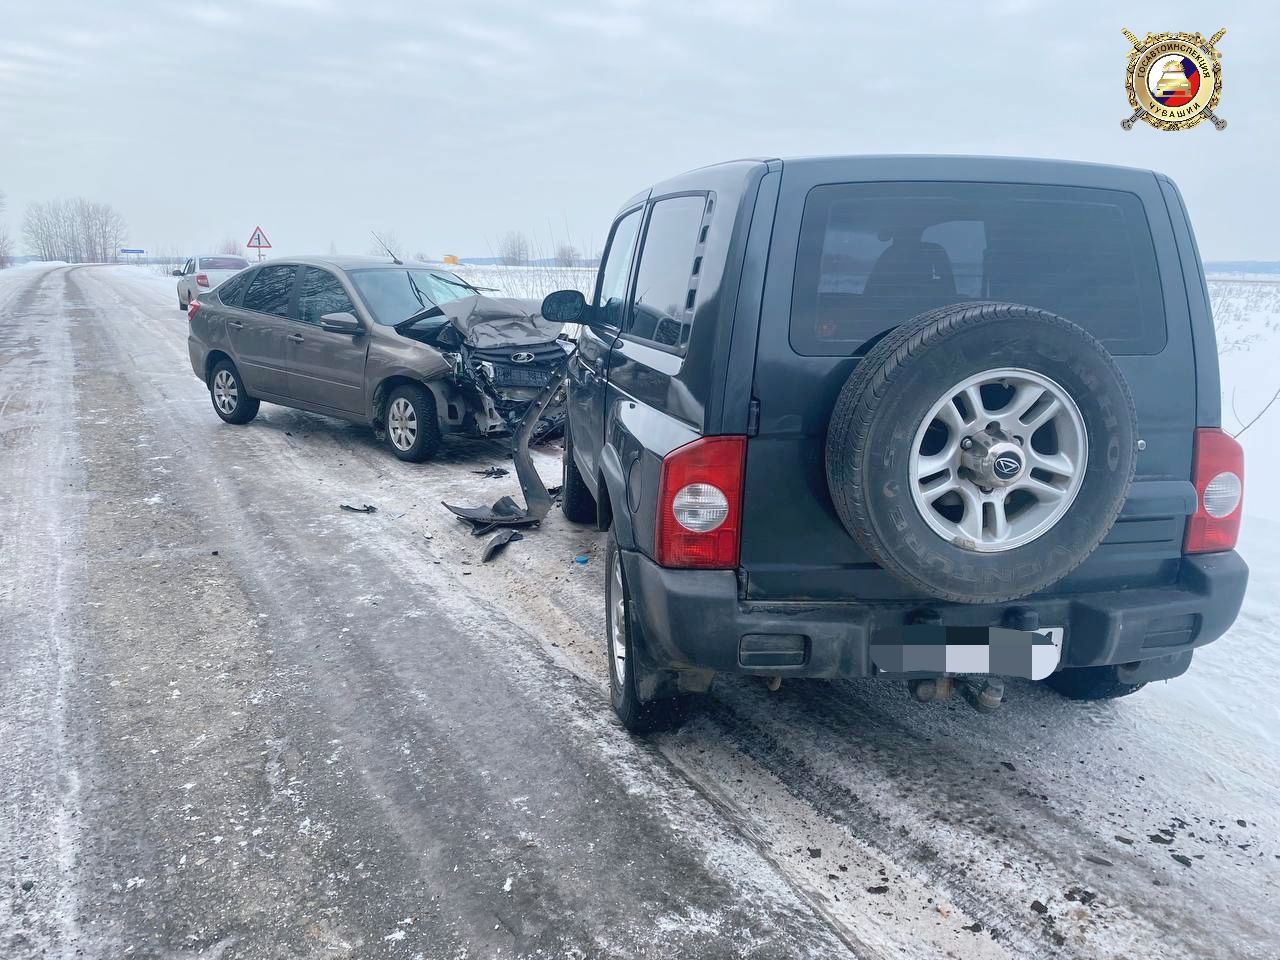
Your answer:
397,295 -> 563,348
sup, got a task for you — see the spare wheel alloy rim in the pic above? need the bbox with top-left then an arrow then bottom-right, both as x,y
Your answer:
907,367 -> 1087,553
213,370 -> 238,414
388,397 -> 418,451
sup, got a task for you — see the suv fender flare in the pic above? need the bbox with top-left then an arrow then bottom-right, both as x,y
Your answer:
598,443 -> 633,549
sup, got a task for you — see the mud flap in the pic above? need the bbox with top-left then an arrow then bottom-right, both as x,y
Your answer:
443,352 -> 571,533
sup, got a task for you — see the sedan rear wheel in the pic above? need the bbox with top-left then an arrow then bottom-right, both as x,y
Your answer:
208,359 -> 259,425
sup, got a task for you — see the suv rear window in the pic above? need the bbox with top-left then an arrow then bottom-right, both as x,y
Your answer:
790,181 -> 1166,356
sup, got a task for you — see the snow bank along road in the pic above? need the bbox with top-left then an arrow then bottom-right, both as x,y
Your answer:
2,264 -> 1277,960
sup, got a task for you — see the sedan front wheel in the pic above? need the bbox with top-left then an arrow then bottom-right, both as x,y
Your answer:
384,384 -> 442,463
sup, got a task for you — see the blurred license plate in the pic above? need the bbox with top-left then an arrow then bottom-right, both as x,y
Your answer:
495,366 -> 553,387
870,626 -> 1064,680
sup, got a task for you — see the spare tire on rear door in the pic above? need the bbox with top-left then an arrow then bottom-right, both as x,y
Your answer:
825,301 -> 1137,604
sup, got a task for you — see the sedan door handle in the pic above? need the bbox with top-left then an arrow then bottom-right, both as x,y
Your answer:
287,333 -> 304,342
227,320 -> 243,329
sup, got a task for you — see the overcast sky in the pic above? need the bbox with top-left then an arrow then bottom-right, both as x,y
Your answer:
1,0 -> 1275,260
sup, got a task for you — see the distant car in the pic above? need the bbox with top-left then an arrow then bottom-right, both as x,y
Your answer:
185,256 -> 569,462
174,255 -> 250,310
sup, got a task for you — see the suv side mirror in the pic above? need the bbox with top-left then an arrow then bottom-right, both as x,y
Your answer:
319,311 -> 362,335
172,269 -> 183,277
541,289 -> 586,324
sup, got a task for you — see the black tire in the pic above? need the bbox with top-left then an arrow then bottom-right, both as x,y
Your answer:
384,383 -> 442,463
1044,666 -> 1146,701
605,530 -> 685,734
826,301 -> 1137,604
561,429 -> 598,524
179,292 -> 188,311
208,359 -> 260,425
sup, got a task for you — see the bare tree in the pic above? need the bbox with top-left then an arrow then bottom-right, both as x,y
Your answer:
497,231 -> 530,266
554,243 -> 579,268
22,197 -> 127,263
1231,386 -> 1280,439
0,191 -> 12,268
215,237 -> 243,256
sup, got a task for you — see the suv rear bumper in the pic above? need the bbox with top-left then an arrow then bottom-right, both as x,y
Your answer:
622,550 -> 1248,680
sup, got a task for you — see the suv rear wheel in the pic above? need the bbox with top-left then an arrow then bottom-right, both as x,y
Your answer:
1044,665 -> 1146,701
605,530 -> 683,733
385,384 -> 442,463
826,301 -> 1137,603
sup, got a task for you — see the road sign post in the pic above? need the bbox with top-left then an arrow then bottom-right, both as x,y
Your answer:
246,226 -> 272,261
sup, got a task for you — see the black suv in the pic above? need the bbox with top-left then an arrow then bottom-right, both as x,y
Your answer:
543,156 -> 1248,732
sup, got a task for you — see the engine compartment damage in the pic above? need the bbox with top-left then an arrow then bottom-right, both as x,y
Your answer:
396,295 -> 574,536
396,295 -> 571,440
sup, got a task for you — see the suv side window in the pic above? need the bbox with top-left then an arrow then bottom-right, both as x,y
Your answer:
593,208 -> 643,329
297,267 -> 357,324
242,265 -> 297,318
627,195 -> 708,353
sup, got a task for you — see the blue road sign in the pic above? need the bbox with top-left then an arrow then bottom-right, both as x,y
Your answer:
120,248 -> 145,254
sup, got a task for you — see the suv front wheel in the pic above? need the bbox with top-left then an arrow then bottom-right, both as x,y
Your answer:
561,431 -> 598,524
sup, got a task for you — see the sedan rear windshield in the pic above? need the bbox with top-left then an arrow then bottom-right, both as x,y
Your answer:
790,181 -> 1167,356
200,257 -> 249,271
348,268 -> 474,325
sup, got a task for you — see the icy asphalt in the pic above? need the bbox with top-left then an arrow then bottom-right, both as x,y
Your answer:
1,264 -> 1277,960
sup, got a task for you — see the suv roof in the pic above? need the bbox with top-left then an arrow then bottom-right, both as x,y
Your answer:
635,154 -> 1165,205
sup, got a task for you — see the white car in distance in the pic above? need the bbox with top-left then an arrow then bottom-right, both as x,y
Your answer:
174,255 -> 250,310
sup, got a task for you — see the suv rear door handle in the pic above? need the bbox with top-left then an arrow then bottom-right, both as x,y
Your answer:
227,320 -> 243,329
287,332 -> 304,342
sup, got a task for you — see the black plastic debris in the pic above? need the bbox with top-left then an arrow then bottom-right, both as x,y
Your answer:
444,351 -> 570,533
340,504 -> 377,514
482,529 -> 524,562
472,466 -> 510,478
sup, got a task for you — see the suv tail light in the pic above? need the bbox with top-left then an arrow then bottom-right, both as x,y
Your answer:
656,436 -> 746,569
187,299 -> 201,322
196,273 -> 210,288
1184,427 -> 1244,554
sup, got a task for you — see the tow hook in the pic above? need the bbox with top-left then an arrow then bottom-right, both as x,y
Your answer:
959,676 -> 1005,713
909,676 -> 1004,712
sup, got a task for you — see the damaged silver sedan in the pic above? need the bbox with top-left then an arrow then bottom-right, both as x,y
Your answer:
185,255 -> 571,462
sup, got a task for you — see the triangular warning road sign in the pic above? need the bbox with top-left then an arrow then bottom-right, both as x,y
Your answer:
246,226 -> 272,249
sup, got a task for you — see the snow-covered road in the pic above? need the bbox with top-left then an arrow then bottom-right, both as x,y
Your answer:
2,264 -> 1277,959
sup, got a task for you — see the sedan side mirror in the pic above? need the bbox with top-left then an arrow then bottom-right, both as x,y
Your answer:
541,289 -> 586,324
319,311 -> 362,335
172,269 -> 183,277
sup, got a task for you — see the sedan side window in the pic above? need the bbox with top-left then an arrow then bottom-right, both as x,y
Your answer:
182,259 -> 194,275
241,265 -> 297,318
297,267 -> 357,325
593,209 -> 642,329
